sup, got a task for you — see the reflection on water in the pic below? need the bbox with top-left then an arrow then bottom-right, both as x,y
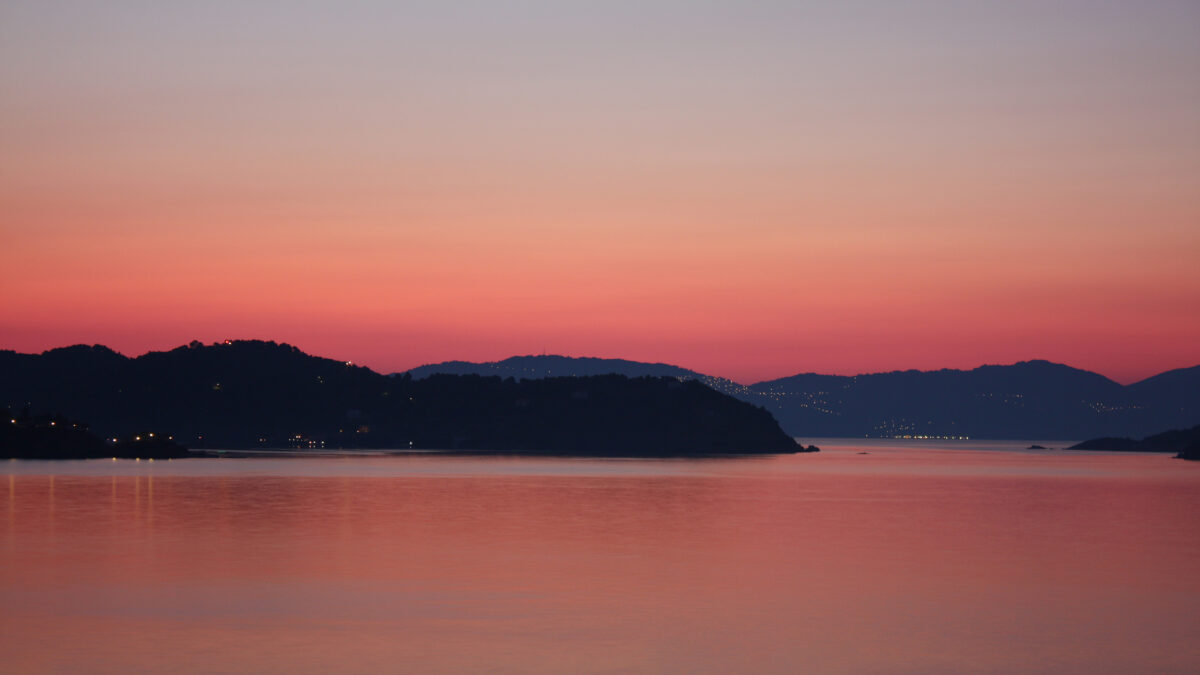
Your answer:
2,446 -> 1198,673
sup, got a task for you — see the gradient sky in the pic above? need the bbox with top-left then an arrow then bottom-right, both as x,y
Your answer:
2,1 -> 1197,384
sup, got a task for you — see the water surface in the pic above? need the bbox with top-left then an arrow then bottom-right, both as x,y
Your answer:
3,443 -> 1198,673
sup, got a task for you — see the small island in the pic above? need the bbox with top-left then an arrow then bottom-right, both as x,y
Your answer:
1068,424 -> 1200,456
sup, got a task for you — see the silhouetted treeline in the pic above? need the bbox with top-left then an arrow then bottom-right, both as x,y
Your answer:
0,341 -> 802,455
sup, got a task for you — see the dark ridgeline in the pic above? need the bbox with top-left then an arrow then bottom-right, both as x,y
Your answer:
407,354 -> 755,402
1068,424 -> 1200,458
404,356 -> 1200,440
407,354 -> 704,381
0,341 -> 804,455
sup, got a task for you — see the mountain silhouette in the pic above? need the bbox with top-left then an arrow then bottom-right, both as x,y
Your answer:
404,356 -> 1200,440
0,341 -> 802,455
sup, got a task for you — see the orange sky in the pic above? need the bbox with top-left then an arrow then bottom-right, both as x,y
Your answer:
1,2 -> 1197,383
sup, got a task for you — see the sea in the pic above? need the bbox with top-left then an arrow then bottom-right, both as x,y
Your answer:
3,439 -> 1198,674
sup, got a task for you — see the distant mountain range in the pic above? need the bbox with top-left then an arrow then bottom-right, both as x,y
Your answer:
0,342 -> 800,455
403,356 -> 1200,440
2,342 -> 1194,446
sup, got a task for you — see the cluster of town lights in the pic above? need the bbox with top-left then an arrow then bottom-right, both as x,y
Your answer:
891,435 -> 971,440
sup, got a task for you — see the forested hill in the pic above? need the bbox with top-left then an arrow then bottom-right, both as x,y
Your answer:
0,341 -> 801,455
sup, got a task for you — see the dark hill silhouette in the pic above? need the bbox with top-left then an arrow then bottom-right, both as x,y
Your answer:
0,341 -> 801,455
749,360 -> 1133,439
403,356 -> 1200,440
1068,424 -> 1200,455
404,355 -> 756,400
407,354 -> 699,380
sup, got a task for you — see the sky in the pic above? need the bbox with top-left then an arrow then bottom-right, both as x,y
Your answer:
1,1 -> 1197,384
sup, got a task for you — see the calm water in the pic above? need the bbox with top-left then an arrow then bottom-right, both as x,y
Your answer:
3,441 -> 1198,673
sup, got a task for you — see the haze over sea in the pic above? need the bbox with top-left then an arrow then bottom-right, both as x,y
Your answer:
4,441 -> 1198,674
